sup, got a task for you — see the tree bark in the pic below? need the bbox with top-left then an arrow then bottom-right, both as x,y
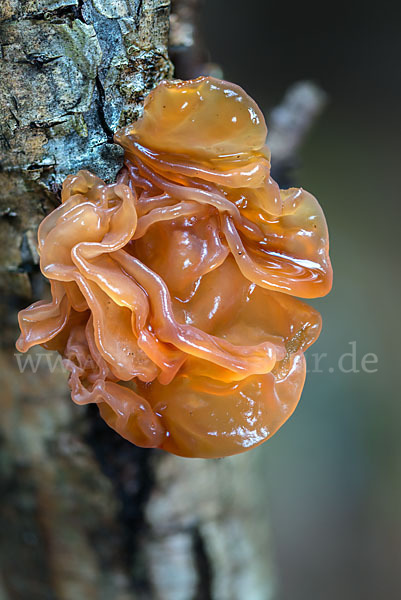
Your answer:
0,2 -> 276,599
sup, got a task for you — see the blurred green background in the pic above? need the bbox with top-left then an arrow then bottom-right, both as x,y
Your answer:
201,1 -> 401,598
2,2 -> 399,598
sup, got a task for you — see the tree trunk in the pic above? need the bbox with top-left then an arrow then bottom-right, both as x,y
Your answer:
0,2 -> 275,598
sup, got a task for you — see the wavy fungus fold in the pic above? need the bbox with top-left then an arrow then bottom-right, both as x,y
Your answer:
16,77 -> 332,458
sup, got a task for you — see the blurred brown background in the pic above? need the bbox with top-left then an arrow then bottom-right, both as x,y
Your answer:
1,1 -> 400,598
200,1 -> 401,598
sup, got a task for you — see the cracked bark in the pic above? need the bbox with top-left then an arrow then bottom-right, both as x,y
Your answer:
0,2 -> 275,599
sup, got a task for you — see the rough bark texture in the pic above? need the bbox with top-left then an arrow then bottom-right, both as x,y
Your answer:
0,2 -> 276,599
0,0 -> 172,303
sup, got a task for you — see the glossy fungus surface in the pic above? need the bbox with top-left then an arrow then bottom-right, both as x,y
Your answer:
16,77 -> 332,458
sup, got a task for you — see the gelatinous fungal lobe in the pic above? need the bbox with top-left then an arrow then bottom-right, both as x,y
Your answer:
16,77 -> 332,458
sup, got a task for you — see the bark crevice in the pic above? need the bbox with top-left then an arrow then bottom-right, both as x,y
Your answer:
0,3 -> 279,599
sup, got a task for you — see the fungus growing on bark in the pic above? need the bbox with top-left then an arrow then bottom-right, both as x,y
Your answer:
16,77 -> 332,458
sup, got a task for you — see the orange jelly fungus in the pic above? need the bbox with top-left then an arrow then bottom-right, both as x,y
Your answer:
16,77 -> 332,458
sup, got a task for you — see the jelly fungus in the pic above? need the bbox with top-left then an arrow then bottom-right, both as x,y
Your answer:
16,77 -> 332,458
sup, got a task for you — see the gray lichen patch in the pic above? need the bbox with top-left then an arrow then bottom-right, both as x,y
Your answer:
0,0 -> 173,299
